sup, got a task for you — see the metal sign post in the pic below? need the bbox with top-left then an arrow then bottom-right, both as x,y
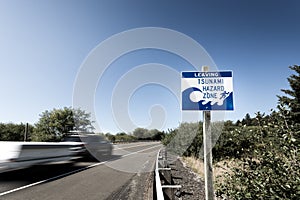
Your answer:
203,110 -> 214,199
202,66 -> 214,200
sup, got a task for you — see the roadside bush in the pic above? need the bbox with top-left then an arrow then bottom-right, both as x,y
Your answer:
216,143 -> 299,199
162,122 -> 202,156
213,125 -> 265,161
216,109 -> 300,199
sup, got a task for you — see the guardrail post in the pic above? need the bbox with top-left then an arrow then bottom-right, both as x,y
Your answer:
164,150 -> 167,165
155,149 -> 182,200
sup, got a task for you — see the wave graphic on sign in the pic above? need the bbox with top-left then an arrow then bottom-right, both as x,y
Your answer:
182,87 -> 234,110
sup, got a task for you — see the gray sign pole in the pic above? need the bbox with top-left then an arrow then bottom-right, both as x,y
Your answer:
202,66 -> 214,200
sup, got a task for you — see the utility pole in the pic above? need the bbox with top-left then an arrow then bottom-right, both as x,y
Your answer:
24,123 -> 29,142
202,66 -> 214,200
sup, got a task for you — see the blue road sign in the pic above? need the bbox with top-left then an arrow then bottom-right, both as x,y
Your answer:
181,71 -> 234,111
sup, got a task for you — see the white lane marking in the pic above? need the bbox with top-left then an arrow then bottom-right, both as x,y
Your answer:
120,144 -> 162,158
0,144 -> 162,197
114,142 -> 160,150
0,161 -> 108,197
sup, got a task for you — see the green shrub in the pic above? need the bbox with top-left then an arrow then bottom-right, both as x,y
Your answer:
216,110 -> 300,199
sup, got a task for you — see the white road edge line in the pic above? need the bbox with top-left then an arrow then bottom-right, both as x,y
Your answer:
0,144 -> 162,197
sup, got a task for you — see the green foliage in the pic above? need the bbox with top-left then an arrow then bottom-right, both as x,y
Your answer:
132,127 -> 164,140
72,108 -> 95,131
213,126 -> 256,161
0,123 -> 34,141
32,107 -> 94,141
242,113 -> 252,126
148,129 -> 165,141
114,132 -> 136,142
132,127 -> 148,139
105,128 -> 165,143
278,65 -> 300,124
162,122 -> 202,156
216,109 -> 300,199
161,128 -> 177,145
162,120 -> 254,160
215,65 -> 300,199
184,124 -> 203,158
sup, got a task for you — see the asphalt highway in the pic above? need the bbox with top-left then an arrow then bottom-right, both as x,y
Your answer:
0,142 -> 162,200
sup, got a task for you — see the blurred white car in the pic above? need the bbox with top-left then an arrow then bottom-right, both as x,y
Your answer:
0,141 -> 81,173
62,133 -> 113,158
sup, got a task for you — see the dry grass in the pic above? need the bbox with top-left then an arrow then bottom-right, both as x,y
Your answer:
181,156 -> 205,178
181,157 -> 240,183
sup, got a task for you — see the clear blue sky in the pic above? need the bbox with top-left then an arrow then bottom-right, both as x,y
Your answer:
0,0 -> 299,133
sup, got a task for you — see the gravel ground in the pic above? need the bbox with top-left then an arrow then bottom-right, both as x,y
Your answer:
170,158 -> 205,200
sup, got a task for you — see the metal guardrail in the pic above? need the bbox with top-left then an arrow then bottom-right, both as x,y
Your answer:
155,148 -> 181,200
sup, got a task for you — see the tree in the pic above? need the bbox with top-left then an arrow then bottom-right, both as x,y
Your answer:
115,132 -> 136,142
149,129 -> 165,140
163,122 -> 202,157
242,113 -> 252,126
72,108 -> 95,131
132,127 -> 148,139
235,119 -> 242,126
277,65 -> 300,124
105,133 -> 116,143
32,107 -> 94,141
131,128 -> 165,140
0,123 -> 34,141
